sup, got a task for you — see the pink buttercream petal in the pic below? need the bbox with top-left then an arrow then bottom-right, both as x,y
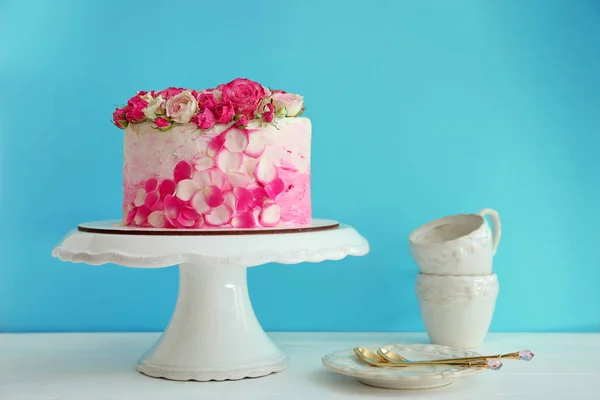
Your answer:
134,188 -> 146,207
145,178 -> 159,193
244,130 -> 266,158
148,211 -> 165,228
165,214 -> 183,228
193,168 -> 229,190
134,205 -> 151,226
181,206 -> 200,221
223,190 -> 236,211
191,190 -> 210,214
252,205 -> 262,221
151,200 -> 164,213
174,160 -> 193,183
159,179 -> 177,200
215,149 -> 243,173
193,215 -> 204,228
164,194 -> 184,219
224,127 -> 249,153
227,172 -> 251,187
254,159 -> 278,185
259,203 -> 280,227
177,214 -> 196,227
192,170 -> 211,188
203,185 -> 224,208
251,187 -> 268,208
194,157 -> 214,171
251,187 -> 267,199
241,154 -> 259,175
144,190 -> 160,209
208,133 -> 226,157
175,179 -> 200,201
205,204 -> 233,226
264,177 -> 284,199
125,207 -> 137,225
233,187 -> 253,212
232,211 -> 256,228
210,168 -> 228,189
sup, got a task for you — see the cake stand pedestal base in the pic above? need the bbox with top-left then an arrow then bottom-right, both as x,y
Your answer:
137,263 -> 287,381
52,219 -> 369,381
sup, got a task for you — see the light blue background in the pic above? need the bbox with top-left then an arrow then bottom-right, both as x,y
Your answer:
1,0 -> 599,333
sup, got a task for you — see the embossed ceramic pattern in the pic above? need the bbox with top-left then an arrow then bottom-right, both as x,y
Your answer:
415,272 -> 499,304
416,273 -> 499,349
322,343 -> 486,390
409,208 -> 501,275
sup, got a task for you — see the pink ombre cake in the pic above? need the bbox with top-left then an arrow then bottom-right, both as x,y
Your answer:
112,78 -> 311,229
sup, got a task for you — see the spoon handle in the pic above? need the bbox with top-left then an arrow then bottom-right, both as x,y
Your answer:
422,352 -> 520,363
369,361 -> 490,368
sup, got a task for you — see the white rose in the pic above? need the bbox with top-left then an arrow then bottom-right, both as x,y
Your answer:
165,90 -> 198,123
272,92 -> 304,117
141,93 -> 165,120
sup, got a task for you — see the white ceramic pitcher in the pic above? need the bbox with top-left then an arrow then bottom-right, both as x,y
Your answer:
408,209 -> 501,276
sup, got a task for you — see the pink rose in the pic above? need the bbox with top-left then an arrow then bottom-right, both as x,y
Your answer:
113,107 -> 129,128
192,108 -> 216,130
157,87 -> 184,99
166,90 -> 199,123
272,91 -> 304,117
262,103 -> 274,123
198,92 -> 218,110
126,94 -> 148,122
214,102 -> 235,124
220,78 -> 266,118
154,117 -> 171,129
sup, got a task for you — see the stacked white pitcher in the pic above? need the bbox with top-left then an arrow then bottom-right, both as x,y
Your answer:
409,209 -> 502,349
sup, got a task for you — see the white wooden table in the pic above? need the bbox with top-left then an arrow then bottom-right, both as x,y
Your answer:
1,332 -> 599,399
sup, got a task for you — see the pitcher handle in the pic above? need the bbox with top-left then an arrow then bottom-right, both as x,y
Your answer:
477,208 -> 501,255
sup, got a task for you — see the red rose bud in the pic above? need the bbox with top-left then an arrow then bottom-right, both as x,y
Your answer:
192,108 -> 216,130
235,114 -> 248,127
262,103 -> 274,123
154,117 -> 172,130
113,107 -> 129,129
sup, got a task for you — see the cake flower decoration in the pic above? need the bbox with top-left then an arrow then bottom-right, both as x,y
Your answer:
112,78 -> 304,131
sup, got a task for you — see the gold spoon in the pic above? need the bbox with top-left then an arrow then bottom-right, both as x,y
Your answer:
378,347 -> 534,364
377,347 -> 408,363
353,347 -> 499,369
356,347 -> 391,364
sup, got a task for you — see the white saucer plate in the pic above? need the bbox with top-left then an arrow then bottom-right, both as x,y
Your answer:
321,343 -> 486,390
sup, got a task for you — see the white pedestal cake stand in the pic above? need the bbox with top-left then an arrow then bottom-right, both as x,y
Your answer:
51,219 -> 369,382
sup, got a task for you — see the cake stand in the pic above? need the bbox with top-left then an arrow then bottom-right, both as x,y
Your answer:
51,219 -> 369,381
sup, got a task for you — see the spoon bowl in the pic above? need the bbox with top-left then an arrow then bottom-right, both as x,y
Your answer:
354,347 -> 386,366
377,347 -> 408,363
